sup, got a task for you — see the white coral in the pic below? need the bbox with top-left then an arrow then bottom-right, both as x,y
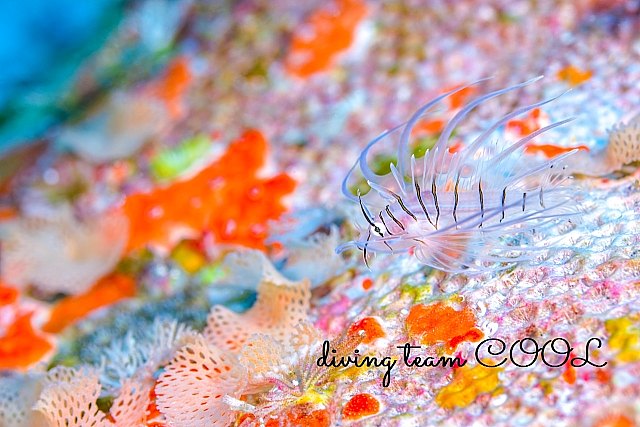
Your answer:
57,90 -> 167,163
0,205 -> 128,295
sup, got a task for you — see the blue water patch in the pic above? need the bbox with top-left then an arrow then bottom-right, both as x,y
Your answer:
0,0 -> 126,153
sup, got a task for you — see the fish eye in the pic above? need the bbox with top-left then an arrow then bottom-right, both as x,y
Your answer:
371,224 -> 384,237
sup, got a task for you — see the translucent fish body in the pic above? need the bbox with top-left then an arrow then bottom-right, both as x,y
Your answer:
337,78 -> 578,273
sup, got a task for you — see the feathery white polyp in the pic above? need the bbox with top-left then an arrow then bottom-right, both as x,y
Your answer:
337,77 -> 578,273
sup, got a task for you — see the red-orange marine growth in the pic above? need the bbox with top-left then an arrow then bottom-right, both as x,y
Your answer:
285,0 -> 368,78
149,56 -> 193,119
506,107 -> 549,138
348,317 -> 385,344
0,280 -> 18,306
525,143 -> 590,158
124,130 -> 295,251
237,405 -> 330,427
405,302 -> 484,351
43,273 -> 136,333
557,65 -> 593,86
0,313 -> 52,370
361,277 -> 373,290
342,393 -> 380,421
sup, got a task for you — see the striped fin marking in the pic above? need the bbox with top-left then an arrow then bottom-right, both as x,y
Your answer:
432,177 -> 440,229
415,182 -> 435,227
359,192 -> 383,237
478,180 -> 484,228
389,190 -> 418,221
453,175 -> 460,224
379,211 -> 394,235
386,205 -> 405,231
501,187 -> 506,223
363,229 -> 371,268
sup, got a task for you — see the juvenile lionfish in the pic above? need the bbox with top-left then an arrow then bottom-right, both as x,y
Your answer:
336,77 -> 578,273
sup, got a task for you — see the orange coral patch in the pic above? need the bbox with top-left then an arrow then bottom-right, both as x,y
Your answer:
557,65 -> 593,86
0,206 -> 17,221
43,273 -> 136,333
342,393 -> 380,421
525,144 -> 590,158
594,414 -> 635,427
444,84 -> 479,110
124,130 -> 296,251
146,384 -> 166,427
562,363 -> 577,385
0,280 -> 18,306
506,107 -> 549,138
236,413 -> 254,426
594,367 -> 612,384
405,302 -> 484,351
0,313 -> 52,370
411,119 -> 446,136
285,0 -> 368,78
348,317 -> 385,344
435,364 -> 502,409
150,56 -> 192,118
361,278 -> 373,290
262,404 -> 331,427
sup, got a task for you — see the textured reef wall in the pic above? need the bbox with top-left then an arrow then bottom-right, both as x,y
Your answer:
1,1 -> 640,426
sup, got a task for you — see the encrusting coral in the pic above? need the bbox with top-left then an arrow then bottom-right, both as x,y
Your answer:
0,282 -> 54,371
43,273 -> 136,333
0,313 -> 53,371
96,318 -> 199,391
151,264 -> 314,426
123,130 -> 295,252
154,320 -> 362,427
34,366 -> 154,427
108,377 -> 152,427
284,0 -> 369,78
26,318 -> 202,427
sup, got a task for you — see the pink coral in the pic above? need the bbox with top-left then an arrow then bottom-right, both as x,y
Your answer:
34,366 -> 154,427
109,378 -> 151,427
155,336 -> 246,427
34,367 -> 108,427
204,277 -> 311,352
